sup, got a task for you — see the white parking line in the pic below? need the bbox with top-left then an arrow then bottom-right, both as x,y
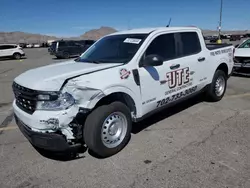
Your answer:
0,126 -> 17,131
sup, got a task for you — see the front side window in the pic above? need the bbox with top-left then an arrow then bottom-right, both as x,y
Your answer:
145,33 -> 176,61
238,39 -> 250,48
179,32 -> 201,56
78,34 -> 148,63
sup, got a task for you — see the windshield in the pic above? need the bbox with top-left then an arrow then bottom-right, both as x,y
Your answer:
77,34 -> 148,63
238,39 -> 250,48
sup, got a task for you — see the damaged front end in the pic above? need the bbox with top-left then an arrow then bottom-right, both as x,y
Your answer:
233,56 -> 250,76
13,80 -> 104,152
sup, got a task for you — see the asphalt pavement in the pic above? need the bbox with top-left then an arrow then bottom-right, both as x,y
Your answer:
0,48 -> 250,188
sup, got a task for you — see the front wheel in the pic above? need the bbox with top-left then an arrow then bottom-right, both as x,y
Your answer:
13,53 -> 21,60
84,102 -> 132,158
205,70 -> 227,102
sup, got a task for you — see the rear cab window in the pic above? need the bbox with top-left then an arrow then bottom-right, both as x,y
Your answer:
179,32 -> 201,56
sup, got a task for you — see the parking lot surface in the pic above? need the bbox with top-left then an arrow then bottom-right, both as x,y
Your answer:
0,48 -> 250,188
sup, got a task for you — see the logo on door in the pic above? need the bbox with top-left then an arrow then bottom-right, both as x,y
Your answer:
166,67 -> 190,89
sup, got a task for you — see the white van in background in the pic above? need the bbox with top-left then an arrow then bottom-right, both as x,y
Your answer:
0,44 -> 25,59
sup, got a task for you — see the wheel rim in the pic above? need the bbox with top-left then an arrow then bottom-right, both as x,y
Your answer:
215,76 -> 225,96
101,112 -> 128,148
64,53 -> 69,58
15,54 -> 20,59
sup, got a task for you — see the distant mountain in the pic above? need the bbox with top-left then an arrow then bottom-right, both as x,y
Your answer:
0,27 -> 249,44
0,26 -> 117,44
80,26 -> 117,40
0,31 -> 59,44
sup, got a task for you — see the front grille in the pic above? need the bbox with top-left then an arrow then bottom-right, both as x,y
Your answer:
234,57 -> 250,64
12,82 -> 38,114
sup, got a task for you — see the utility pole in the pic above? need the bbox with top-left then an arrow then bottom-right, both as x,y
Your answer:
218,0 -> 223,41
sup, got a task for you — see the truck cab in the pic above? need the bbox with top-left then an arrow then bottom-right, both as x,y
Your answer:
13,27 -> 234,157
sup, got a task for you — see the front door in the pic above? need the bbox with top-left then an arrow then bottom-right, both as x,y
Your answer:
138,32 -> 181,115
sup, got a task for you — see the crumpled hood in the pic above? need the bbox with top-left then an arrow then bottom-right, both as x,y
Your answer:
14,60 -> 121,91
234,48 -> 250,57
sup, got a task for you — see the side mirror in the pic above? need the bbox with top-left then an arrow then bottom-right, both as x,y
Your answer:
141,54 -> 164,67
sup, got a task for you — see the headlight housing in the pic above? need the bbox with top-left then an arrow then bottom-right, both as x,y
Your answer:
37,92 -> 75,110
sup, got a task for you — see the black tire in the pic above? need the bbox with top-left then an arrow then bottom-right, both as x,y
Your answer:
84,102 -> 132,158
13,53 -> 21,60
63,52 -> 70,59
205,70 -> 227,102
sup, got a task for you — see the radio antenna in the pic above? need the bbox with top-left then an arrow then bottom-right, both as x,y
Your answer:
166,18 -> 172,27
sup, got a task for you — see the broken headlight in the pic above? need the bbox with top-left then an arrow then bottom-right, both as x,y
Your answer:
37,92 -> 75,110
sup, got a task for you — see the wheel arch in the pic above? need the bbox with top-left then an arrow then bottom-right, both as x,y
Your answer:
86,87 -> 142,119
13,52 -> 21,56
216,62 -> 228,77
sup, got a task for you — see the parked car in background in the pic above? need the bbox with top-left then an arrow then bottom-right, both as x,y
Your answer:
233,38 -> 250,75
33,44 -> 41,48
26,44 -> 33,48
209,36 -> 219,43
19,43 -> 27,48
49,39 -> 95,59
230,35 -> 241,41
0,44 -> 25,59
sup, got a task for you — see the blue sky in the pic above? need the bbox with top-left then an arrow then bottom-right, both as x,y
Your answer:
0,0 -> 249,37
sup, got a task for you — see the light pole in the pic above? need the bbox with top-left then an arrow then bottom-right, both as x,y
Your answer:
218,0 -> 223,41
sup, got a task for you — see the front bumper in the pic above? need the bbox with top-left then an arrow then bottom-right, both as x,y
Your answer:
13,100 -> 80,151
233,63 -> 250,68
14,114 -> 75,151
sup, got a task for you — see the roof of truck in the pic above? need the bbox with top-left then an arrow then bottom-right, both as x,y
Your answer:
109,27 -> 200,35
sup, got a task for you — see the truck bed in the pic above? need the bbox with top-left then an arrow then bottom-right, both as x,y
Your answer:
206,43 -> 232,50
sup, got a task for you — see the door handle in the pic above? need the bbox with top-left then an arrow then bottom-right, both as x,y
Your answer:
170,64 -> 180,70
198,57 -> 206,62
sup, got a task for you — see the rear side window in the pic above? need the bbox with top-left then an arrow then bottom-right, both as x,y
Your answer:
67,41 -> 77,46
145,33 -> 176,61
179,32 -> 201,56
58,41 -> 67,47
0,45 -> 15,49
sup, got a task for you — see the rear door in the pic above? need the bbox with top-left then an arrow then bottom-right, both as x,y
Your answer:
176,31 -> 209,90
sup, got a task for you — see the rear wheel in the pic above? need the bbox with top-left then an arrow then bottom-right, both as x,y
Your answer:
205,70 -> 227,102
63,52 -> 70,59
84,102 -> 132,158
13,53 -> 21,60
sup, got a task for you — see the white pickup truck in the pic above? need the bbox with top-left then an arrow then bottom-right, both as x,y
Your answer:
12,27 -> 234,157
233,38 -> 250,75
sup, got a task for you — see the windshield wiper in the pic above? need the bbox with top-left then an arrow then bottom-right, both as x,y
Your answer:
74,58 -> 101,63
